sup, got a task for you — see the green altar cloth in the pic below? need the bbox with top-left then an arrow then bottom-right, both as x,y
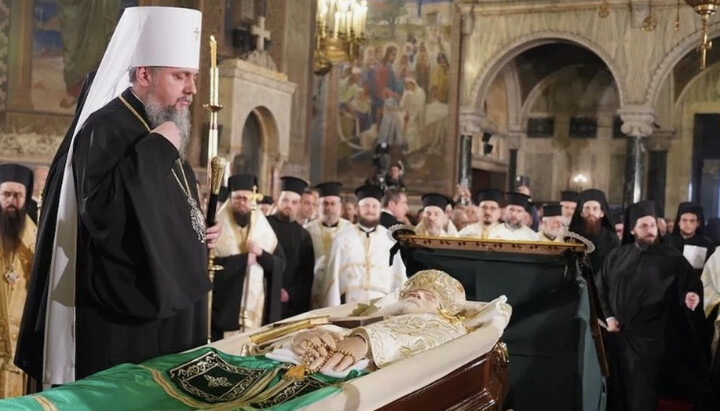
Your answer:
400,245 -> 606,411
2,347 -> 364,410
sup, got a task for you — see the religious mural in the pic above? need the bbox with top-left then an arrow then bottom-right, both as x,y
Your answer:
30,0 -> 136,114
335,0 -> 452,191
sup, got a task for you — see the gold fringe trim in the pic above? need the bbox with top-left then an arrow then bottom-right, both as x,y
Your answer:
33,394 -> 59,411
138,364 -> 209,408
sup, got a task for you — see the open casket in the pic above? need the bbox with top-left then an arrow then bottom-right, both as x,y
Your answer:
211,301 -> 510,411
391,232 -> 606,411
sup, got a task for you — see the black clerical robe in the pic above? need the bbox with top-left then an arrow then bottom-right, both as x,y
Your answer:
583,228 -> 620,279
16,88 -> 211,382
665,232 -> 716,267
267,215 -> 314,319
598,243 -> 704,411
212,245 -> 285,341
380,211 -> 400,229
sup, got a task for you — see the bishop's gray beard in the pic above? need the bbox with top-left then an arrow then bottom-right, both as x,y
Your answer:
0,207 -> 26,255
145,94 -> 191,159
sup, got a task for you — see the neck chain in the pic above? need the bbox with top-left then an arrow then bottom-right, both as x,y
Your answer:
1,241 -> 19,286
120,93 -> 206,243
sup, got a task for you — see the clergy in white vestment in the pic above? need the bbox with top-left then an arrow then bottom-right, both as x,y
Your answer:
415,193 -> 458,237
488,192 -> 538,241
306,182 -> 354,308
319,184 -> 407,307
212,174 -> 285,340
537,202 -> 566,243
701,249 -> 720,359
459,189 -> 504,238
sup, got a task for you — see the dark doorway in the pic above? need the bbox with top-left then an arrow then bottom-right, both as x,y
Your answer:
233,112 -> 262,176
472,169 -> 507,198
692,114 -> 720,220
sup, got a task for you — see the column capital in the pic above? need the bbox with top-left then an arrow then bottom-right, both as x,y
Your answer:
617,106 -> 656,138
646,128 -> 676,151
459,107 -> 484,135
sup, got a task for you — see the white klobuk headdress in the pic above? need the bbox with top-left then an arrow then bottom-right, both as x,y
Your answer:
44,7 -> 202,385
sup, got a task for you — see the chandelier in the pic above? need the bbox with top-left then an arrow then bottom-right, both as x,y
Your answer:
685,1 -> 720,69
314,0 -> 368,76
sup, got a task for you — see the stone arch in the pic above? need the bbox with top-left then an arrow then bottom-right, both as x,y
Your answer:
229,106 -> 280,194
468,31 -> 626,115
520,64 -> 619,126
646,21 -> 720,108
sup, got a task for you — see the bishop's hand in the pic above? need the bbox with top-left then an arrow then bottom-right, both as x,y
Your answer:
320,335 -> 368,373
206,222 -> 221,249
291,330 -> 341,358
606,317 -> 620,333
685,292 -> 700,311
152,121 -> 182,151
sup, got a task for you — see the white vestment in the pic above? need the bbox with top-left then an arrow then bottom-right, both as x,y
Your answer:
319,225 -> 407,307
487,223 -> 538,241
458,222 -> 498,239
304,218 -> 354,308
214,205 -> 278,330
701,248 -> 720,355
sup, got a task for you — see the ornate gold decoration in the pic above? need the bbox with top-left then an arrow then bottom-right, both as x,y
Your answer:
401,269 -> 467,316
642,0 -> 657,32
685,0 -> 720,69
598,1 -> 610,18
249,316 -> 330,345
313,0 -> 368,76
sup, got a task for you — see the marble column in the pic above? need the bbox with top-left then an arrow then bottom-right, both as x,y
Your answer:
506,132 -> 522,192
458,108 -> 482,189
458,134 -> 472,187
618,107 -> 655,208
646,130 -> 674,216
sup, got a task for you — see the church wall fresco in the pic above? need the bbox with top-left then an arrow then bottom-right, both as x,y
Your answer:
0,0 -> 9,111
329,0 -> 453,193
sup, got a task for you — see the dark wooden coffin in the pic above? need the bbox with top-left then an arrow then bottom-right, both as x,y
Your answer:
378,342 -> 509,411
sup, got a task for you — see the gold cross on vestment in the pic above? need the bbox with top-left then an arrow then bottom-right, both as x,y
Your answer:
250,185 -> 264,209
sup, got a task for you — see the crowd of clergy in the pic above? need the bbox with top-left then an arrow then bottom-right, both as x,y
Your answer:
1,160 -> 719,410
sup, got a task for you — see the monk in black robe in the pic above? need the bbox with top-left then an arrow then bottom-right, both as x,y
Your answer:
211,173 -> 285,341
267,177 -> 315,319
665,202 -> 715,266
16,64 -> 219,382
598,201 -> 703,411
569,188 -> 620,276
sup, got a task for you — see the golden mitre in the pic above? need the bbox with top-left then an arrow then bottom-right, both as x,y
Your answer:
401,269 -> 466,316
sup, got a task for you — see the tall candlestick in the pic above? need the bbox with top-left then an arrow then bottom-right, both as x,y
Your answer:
334,11 -> 340,38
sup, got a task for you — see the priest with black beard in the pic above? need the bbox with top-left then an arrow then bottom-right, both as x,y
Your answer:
0,164 -> 37,397
267,177 -> 315,319
211,174 -> 285,341
15,8 -> 221,386
569,189 -> 620,275
665,202 -> 715,271
598,201 -> 704,411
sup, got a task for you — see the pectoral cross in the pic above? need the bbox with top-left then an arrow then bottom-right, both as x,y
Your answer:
251,16 -> 271,51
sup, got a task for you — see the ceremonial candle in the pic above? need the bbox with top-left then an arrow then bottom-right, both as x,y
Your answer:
346,11 -> 352,34
209,35 -> 217,105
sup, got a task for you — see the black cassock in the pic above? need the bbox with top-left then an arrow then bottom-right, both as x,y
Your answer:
583,229 -> 620,277
665,232 -> 716,267
598,243 -> 704,411
211,243 -> 285,341
267,215 -> 314,319
16,88 -> 211,381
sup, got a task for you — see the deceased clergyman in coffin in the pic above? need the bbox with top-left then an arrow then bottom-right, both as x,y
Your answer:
4,269 -> 511,410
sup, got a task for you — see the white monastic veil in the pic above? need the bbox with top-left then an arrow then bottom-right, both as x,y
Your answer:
43,7 -> 201,385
